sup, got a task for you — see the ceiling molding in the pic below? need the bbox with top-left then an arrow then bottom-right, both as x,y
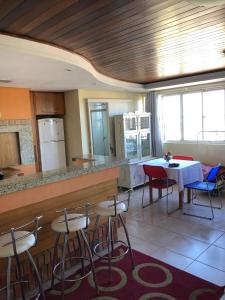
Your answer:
145,70 -> 225,91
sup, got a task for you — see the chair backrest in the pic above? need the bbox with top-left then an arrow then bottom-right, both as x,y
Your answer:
173,155 -> 194,161
143,165 -> 167,179
207,164 -> 221,181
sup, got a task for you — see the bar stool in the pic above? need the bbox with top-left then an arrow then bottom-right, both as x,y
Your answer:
50,204 -> 99,298
0,216 -> 45,300
92,190 -> 135,282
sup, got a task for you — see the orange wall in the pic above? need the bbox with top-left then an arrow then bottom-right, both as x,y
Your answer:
0,87 -> 31,119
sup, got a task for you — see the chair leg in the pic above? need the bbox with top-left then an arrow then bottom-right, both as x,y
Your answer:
142,185 -> 153,208
14,252 -> 26,300
6,256 -> 11,300
142,178 -> 146,207
80,229 -> 99,296
51,233 -> 61,289
26,250 -> 46,300
183,189 -> 214,220
118,214 -> 135,269
208,190 -> 214,219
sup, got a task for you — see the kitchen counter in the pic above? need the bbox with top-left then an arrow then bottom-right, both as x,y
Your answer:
0,155 -> 124,295
0,155 -> 125,195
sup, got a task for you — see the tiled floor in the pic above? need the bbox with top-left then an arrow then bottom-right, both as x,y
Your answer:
118,186 -> 225,297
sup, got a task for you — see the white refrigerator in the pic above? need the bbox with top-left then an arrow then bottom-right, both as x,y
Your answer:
38,118 -> 66,172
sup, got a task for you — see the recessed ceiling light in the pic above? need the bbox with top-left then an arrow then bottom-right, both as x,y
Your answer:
0,79 -> 12,83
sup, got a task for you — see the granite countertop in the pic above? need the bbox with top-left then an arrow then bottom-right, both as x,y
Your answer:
0,155 -> 126,196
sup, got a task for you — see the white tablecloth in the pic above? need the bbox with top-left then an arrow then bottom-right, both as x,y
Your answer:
139,158 -> 203,192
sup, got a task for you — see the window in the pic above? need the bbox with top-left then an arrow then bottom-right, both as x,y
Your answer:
159,89 -> 225,142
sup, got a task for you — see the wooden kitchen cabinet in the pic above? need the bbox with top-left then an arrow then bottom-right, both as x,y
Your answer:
33,92 -> 65,115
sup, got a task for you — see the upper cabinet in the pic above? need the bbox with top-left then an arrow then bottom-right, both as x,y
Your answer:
32,92 -> 65,115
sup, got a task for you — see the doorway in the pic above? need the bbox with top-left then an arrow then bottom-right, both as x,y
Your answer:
89,102 -> 110,156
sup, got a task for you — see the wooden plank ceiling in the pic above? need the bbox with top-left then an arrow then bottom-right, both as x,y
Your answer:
0,0 -> 225,84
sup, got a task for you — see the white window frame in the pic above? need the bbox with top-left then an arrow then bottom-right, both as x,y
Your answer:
159,88 -> 225,144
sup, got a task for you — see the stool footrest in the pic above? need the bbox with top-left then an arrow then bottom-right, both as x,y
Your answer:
93,240 -> 129,261
53,256 -> 92,283
0,280 -> 41,300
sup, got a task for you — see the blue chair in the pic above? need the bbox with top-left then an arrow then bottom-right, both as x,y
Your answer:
183,164 -> 221,220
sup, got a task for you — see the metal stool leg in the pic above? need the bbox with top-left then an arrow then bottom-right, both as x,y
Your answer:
61,234 -> 68,300
119,214 -> 135,269
107,216 -> 112,283
6,257 -> 11,300
76,231 -> 85,276
14,252 -> 26,300
51,233 -> 61,289
80,229 -> 99,295
26,250 -> 46,300
91,215 -> 100,252
110,219 -> 115,257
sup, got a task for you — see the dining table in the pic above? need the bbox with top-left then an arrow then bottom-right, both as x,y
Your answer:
139,158 -> 204,209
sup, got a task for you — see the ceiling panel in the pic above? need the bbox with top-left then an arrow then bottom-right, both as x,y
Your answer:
0,0 -> 225,84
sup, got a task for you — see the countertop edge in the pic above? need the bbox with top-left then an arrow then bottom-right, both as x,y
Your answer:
0,158 -> 127,196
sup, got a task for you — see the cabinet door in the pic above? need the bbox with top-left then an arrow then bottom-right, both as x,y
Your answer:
140,132 -> 152,158
52,93 -> 65,115
124,133 -> 138,159
34,92 -> 65,115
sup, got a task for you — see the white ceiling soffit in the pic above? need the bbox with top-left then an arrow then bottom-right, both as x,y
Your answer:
187,0 -> 225,6
0,34 -> 144,92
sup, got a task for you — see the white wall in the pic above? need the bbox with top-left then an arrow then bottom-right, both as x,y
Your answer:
164,142 -> 225,165
78,89 -> 145,155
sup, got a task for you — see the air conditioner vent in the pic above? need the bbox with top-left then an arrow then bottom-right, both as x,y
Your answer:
0,80 -> 12,83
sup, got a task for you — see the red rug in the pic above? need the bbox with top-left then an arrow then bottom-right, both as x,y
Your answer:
46,247 -> 224,300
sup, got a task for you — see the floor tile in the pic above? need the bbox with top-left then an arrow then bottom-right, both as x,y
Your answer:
197,245 -> 225,271
142,226 -> 180,247
185,261 -> 225,286
214,233 -> 225,249
150,247 -> 193,270
164,235 -> 210,259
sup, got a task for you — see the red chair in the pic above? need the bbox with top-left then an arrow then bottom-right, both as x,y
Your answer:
173,155 -> 194,160
142,165 -> 177,214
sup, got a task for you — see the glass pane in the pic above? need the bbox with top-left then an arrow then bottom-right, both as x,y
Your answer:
125,134 -> 138,159
124,116 -> 136,131
140,132 -> 151,157
161,95 -> 181,141
203,90 -> 225,141
183,92 -> 202,141
139,115 -> 150,130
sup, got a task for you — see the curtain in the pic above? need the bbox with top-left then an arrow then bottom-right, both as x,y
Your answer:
146,92 -> 163,157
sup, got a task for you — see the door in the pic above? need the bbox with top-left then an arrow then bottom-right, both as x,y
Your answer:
89,103 -> 110,156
